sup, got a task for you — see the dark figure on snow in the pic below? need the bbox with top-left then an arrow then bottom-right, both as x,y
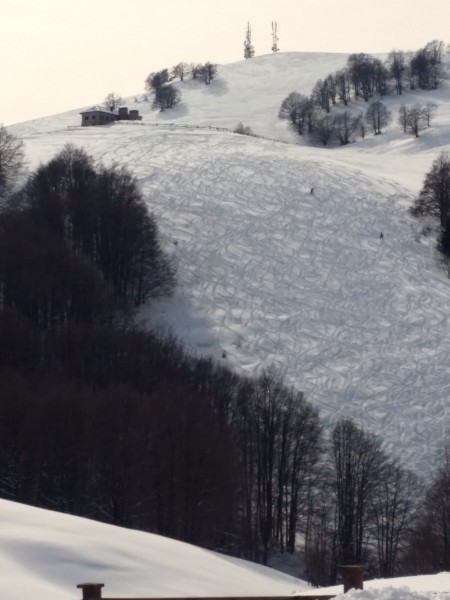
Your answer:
380,232 -> 384,240
310,187 -> 314,194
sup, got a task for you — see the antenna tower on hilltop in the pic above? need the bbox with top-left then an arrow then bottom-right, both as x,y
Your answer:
244,22 -> 255,59
271,21 -> 279,53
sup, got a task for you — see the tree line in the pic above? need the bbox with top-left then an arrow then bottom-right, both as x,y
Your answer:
412,151 -> 450,259
0,137 -> 449,580
279,40 -> 445,145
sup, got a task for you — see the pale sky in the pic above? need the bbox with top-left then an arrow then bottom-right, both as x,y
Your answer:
1,0 -> 449,125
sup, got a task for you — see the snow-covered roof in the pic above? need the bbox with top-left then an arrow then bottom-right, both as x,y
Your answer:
79,105 -> 118,115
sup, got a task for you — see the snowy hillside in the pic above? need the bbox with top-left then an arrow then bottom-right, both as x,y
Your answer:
9,52 -> 450,476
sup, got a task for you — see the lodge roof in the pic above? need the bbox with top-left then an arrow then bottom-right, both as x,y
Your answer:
79,106 -> 119,116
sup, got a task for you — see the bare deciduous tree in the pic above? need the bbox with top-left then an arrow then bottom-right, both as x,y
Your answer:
371,462 -> 419,577
405,447 -> 450,572
0,125 -> 26,191
332,418 -> 386,565
406,104 -> 427,138
398,104 -> 409,133
152,85 -> 181,111
279,92 -> 303,124
333,111 -> 358,145
412,151 -> 450,227
315,114 -> 334,146
365,101 -> 391,135
104,92 -> 123,111
171,62 -> 188,81
423,101 -> 438,127
145,69 -> 170,92
387,50 -> 405,95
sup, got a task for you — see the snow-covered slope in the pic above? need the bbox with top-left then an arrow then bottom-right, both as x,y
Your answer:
8,52 -> 450,475
1,498 -> 449,600
0,499 -> 309,600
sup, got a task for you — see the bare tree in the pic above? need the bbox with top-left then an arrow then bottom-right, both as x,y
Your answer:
387,50 -> 405,95
355,113 -> 366,139
332,418 -> 386,566
279,93 -> 316,135
405,447 -> 450,572
365,101 -> 391,135
399,103 -> 437,137
347,53 -> 376,101
372,58 -> 389,96
190,63 -> 202,80
406,104 -> 426,138
312,79 -> 331,113
233,367 -> 321,563
0,125 -> 26,192
423,101 -> 438,127
371,462 -> 419,577
304,478 -> 335,586
199,62 -> 217,85
145,69 -> 170,92
171,62 -> 188,81
404,51 -> 416,90
335,69 -> 351,105
333,111 -> 358,145
398,104 -> 409,133
234,123 -> 253,136
279,92 -> 303,124
425,39 -> 445,65
152,85 -> 181,111
303,97 -> 317,133
104,92 -> 123,111
326,73 -> 337,106
412,151 -> 450,227
315,114 -> 334,146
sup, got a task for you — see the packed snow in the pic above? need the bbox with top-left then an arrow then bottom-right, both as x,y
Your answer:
8,52 -> 450,476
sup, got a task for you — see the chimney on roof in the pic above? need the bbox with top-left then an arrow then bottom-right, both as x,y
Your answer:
77,583 -> 104,599
339,565 -> 366,592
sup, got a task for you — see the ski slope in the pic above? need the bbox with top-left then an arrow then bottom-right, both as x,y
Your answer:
9,52 -> 450,476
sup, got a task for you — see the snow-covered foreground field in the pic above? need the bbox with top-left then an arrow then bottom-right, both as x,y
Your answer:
0,499 -> 309,600
10,52 -> 450,475
1,499 -> 449,600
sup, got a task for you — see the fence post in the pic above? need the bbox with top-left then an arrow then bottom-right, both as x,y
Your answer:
339,565 -> 366,592
77,583 -> 105,599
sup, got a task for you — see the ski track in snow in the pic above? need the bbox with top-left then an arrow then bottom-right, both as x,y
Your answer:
15,52 -> 450,477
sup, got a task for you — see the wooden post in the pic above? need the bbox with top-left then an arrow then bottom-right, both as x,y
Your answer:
77,583 -> 105,599
339,565 -> 366,592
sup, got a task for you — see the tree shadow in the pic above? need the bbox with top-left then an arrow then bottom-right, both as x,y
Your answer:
201,79 -> 228,96
156,102 -> 189,120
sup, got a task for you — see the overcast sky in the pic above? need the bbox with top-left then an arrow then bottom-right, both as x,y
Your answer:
1,0 -> 449,125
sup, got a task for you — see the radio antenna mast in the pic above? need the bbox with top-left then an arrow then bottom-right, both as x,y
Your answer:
244,22 -> 255,59
271,21 -> 279,53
